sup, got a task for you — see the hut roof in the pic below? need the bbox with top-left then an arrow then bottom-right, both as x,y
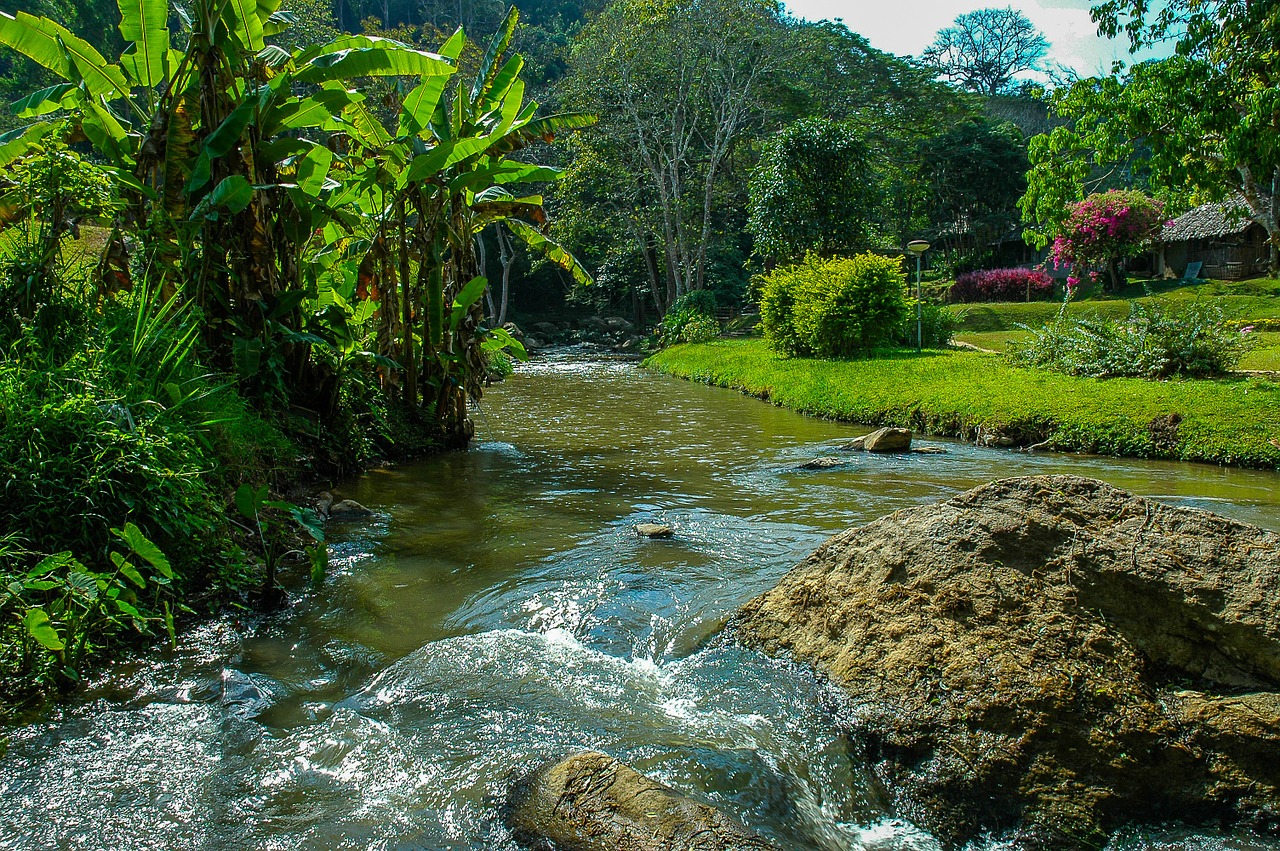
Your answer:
1163,200 -> 1254,242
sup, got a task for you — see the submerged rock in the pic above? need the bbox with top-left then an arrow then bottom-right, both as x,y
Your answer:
507,751 -> 777,850
635,523 -> 673,538
736,475 -> 1280,847
911,445 -> 947,455
842,427 -> 912,452
796,456 -> 845,470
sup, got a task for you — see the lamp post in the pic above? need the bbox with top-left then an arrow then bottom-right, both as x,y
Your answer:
906,240 -> 930,352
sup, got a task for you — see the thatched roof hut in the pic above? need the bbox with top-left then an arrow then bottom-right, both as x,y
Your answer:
1158,201 -> 1270,280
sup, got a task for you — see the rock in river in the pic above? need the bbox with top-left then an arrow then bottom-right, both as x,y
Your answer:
635,523 -> 674,538
736,475 -> 1280,848
507,751 -> 777,850
842,426 -> 912,452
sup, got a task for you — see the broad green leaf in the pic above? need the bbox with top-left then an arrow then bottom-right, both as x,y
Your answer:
235,483 -> 268,520
481,326 -> 528,361
484,113 -> 596,157
24,607 -> 64,651
65,569 -> 99,600
294,144 -> 333,196
221,0 -> 265,53
470,6 -> 518,105
262,9 -> 294,37
118,561 -> 147,589
342,96 -> 391,149
438,27 -> 465,61
82,98 -> 131,164
113,597 -> 143,619
27,553 -> 75,578
0,121 -> 58,168
0,12 -> 128,98
199,175 -> 252,216
117,0 -> 169,88
448,161 -> 560,193
188,171 -> 250,218
448,276 -> 487,333
10,82 -> 77,118
113,522 -> 172,578
397,75 -> 451,138
204,84 -> 272,159
295,45 -> 453,85
478,55 -> 522,113
400,141 -> 454,187
263,87 -> 360,135
507,220 -> 592,286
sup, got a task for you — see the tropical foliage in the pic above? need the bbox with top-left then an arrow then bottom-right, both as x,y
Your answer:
0,0 -> 590,447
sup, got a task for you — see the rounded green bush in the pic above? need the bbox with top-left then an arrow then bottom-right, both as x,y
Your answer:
679,313 -> 720,343
759,253 -> 909,358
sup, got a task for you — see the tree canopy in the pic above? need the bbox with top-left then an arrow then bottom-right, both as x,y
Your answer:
922,7 -> 1048,96
1022,0 -> 1279,271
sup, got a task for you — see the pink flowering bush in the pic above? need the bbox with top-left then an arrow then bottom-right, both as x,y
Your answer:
950,268 -> 1055,303
1050,190 -> 1164,290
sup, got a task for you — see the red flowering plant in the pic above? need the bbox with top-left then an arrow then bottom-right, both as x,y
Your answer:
1049,190 -> 1164,292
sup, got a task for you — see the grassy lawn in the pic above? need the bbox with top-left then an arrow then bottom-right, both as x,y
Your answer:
646,338 -> 1280,469
947,277 -> 1280,333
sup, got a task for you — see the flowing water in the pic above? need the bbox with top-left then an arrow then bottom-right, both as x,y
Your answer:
4,347 -> 1280,851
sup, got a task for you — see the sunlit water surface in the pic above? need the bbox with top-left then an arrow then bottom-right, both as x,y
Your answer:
4,348 -> 1280,850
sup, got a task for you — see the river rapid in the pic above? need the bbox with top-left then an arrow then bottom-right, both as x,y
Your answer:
3,348 -> 1280,850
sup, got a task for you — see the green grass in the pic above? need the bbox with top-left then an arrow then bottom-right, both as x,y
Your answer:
954,330 -> 1031,351
1242,332 -> 1280,371
947,278 -> 1280,333
646,339 -> 1280,469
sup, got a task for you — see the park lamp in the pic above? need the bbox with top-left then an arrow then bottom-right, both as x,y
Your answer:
906,240 -> 930,352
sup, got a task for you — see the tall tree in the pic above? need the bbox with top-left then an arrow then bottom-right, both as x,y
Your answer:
747,118 -> 878,264
558,0 -> 788,312
922,7 -> 1048,96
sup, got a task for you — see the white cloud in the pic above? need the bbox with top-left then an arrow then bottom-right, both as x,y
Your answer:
784,0 -> 1170,78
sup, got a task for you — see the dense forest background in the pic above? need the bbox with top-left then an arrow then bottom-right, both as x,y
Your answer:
0,0 -> 1045,322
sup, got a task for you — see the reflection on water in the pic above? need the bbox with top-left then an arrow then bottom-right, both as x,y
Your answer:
3,347 -> 1279,850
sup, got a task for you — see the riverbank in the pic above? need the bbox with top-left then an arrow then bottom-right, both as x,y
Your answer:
645,339 -> 1280,469
0,286 -> 442,721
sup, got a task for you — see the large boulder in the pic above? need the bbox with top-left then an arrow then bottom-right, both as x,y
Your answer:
736,475 -> 1280,848
507,751 -> 777,850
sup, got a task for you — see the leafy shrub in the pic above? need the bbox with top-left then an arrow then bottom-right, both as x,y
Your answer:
660,290 -> 718,345
1,524 -> 176,694
950,268 -> 1054,303
1008,300 -> 1253,379
759,253 -> 909,358
679,313 -> 720,343
896,300 -> 958,348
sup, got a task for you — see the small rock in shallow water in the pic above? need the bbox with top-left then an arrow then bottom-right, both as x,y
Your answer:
796,456 -> 845,470
316,492 -> 373,520
634,523 -> 673,538
911,445 -> 947,454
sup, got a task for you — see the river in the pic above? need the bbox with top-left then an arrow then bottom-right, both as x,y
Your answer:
3,348 -> 1279,850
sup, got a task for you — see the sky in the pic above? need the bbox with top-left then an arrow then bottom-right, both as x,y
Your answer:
781,0 -> 1173,79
